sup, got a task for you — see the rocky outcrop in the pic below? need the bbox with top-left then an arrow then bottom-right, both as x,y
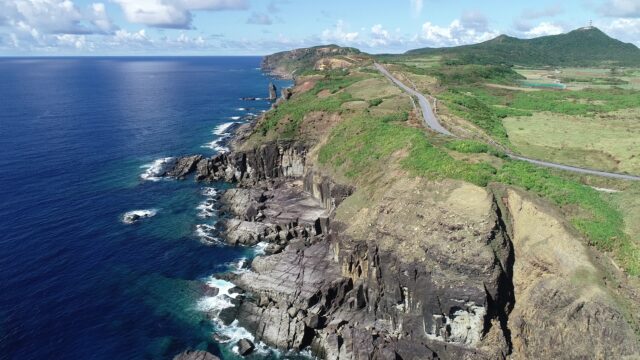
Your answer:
163,141 -> 306,185
268,82 -> 277,101
172,350 -> 220,360
164,155 -> 203,179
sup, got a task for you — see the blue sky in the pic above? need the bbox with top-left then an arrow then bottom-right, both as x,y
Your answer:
1,0 -> 639,55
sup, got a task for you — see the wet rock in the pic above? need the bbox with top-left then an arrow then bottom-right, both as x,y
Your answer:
237,338 -> 255,356
164,155 -> 203,179
172,350 -> 220,360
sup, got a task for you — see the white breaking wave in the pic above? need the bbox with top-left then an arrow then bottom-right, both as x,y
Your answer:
229,116 -> 241,121
201,139 -> 229,153
213,122 -> 236,135
196,200 -> 216,218
253,242 -> 268,256
196,277 -> 271,356
195,224 -> 219,244
140,157 -> 173,181
122,209 -> 157,224
236,107 -> 247,111
202,187 -> 218,197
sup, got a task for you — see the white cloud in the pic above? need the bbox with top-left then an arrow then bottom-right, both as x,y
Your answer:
524,22 -> 564,37
321,20 -> 359,44
113,0 -> 248,28
600,0 -> 640,18
600,18 -> 640,46
410,0 -> 424,16
419,19 -> 499,47
1,0 -> 116,35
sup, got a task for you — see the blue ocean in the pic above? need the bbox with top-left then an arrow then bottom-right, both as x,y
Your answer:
0,57 -> 291,359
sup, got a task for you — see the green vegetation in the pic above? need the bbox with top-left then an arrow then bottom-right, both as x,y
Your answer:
496,161 -> 639,275
318,114 -> 497,186
368,98 -> 383,107
262,45 -> 365,75
445,139 -> 506,157
403,27 -> 640,67
259,90 -> 352,138
440,90 -> 510,143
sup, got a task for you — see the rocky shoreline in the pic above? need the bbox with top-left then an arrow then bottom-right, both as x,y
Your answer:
168,82 -> 640,360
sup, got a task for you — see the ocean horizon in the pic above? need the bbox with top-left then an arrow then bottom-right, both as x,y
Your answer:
0,57 -> 291,359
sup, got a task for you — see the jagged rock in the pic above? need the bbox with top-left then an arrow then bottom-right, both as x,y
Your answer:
222,218 -> 272,246
220,188 -> 266,221
237,338 -> 255,356
172,350 -> 220,360
268,82 -> 277,101
164,155 -> 203,179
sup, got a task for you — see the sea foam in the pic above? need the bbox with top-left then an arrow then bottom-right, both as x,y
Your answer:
140,157 -> 173,181
122,209 -> 157,224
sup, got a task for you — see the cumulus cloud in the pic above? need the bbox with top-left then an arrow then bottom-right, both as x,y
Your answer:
524,22 -> 564,37
321,20 -> 359,44
600,0 -> 640,18
113,0 -> 248,28
418,18 -> 499,47
247,12 -> 273,25
1,0 -> 116,35
600,18 -> 640,46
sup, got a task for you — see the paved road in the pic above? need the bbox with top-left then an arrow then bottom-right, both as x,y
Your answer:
374,63 -> 453,136
375,63 -> 640,181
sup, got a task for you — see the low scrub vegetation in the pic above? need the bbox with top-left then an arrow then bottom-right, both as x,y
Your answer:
445,139 -> 506,157
318,114 -> 497,186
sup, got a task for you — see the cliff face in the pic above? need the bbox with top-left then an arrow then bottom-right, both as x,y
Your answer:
164,138 -> 639,359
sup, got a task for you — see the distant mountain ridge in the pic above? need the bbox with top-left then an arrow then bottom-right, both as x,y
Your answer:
405,27 -> 640,67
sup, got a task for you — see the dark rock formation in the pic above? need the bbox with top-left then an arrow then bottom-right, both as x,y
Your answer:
163,155 -> 203,179
281,87 -> 293,100
164,141 -> 306,185
237,338 -> 255,356
172,350 -> 220,360
268,83 -> 277,101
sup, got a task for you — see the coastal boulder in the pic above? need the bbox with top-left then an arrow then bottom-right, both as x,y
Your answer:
172,350 -> 220,360
237,338 -> 255,356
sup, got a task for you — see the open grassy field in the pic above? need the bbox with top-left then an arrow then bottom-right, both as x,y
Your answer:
504,108 -> 640,175
515,67 -> 640,90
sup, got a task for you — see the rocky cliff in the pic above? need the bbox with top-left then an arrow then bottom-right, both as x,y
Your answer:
164,136 -> 640,359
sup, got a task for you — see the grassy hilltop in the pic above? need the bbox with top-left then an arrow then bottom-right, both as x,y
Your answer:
403,27 -> 640,67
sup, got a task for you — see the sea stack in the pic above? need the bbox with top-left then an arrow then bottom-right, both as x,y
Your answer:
268,82 -> 277,101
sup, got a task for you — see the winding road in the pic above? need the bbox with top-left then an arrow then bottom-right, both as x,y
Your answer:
374,63 -> 640,181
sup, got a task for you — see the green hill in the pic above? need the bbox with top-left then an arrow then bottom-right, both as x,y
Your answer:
261,45 -> 368,78
404,27 -> 640,67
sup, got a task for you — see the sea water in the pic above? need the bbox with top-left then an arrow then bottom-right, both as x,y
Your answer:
0,57 -> 291,359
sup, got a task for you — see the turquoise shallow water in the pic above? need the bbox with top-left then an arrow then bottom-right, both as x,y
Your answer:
0,57 -> 291,359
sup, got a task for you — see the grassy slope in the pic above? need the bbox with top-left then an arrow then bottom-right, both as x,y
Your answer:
248,66 -> 639,275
